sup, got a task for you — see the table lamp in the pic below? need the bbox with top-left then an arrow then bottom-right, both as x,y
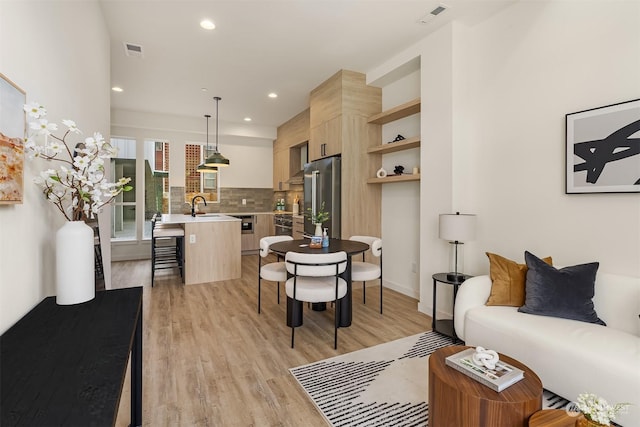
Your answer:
439,212 -> 477,282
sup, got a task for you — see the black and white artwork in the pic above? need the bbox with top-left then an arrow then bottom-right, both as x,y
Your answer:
566,99 -> 640,194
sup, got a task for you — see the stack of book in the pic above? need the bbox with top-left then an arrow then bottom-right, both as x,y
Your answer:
445,348 -> 524,392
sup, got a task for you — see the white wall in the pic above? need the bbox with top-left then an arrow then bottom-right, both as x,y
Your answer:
368,0 -> 640,318
455,0 -> 640,277
377,70 -> 421,298
0,0 -> 111,333
111,108 -> 274,190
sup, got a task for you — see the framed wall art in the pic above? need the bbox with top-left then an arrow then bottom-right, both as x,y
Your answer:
0,73 -> 26,204
566,99 -> 640,194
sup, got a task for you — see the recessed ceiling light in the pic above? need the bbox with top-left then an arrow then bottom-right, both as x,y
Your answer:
268,92 -> 278,99
200,19 -> 215,30
244,117 -> 252,122
201,87 -> 208,92
112,86 -> 123,92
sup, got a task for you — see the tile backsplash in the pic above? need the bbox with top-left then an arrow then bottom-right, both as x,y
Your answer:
171,187 -> 277,214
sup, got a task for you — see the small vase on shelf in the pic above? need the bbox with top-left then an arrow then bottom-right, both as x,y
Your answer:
314,223 -> 323,237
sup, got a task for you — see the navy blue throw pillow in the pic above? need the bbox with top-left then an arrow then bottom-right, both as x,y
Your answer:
518,251 -> 605,325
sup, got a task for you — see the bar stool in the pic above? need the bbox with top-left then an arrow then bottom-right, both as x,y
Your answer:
151,213 -> 185,286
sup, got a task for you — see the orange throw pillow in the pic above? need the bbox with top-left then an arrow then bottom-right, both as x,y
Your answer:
485,252 -> 552,307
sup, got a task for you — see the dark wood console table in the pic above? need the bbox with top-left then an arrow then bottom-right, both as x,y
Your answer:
1,287 -> 143,426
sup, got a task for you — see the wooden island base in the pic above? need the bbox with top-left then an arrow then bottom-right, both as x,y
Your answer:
428,345 -> 543,427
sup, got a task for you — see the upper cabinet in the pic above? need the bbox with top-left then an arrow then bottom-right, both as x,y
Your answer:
366,98 -> 421,184
273,109 -> 309,191
274,69 -> 383,239
309,70 -> 381,162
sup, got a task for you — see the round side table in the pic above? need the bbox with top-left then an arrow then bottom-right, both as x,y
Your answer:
429,345 -> 543,427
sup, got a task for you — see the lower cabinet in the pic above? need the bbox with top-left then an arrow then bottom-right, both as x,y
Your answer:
254,214 -> 272,246
293,215 -> 305,240
240,214 -> 273,252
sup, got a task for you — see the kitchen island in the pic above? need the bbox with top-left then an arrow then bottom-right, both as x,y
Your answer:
161,214 -> 241,285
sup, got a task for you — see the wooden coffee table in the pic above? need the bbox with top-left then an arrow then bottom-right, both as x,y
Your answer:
429,345 -> 543,427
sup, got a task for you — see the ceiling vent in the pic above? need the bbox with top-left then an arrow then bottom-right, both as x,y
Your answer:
123,42 -> 144,58
418,4 -> 448,24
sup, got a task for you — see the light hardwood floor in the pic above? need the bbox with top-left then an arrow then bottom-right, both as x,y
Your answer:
113,254 -> 431,426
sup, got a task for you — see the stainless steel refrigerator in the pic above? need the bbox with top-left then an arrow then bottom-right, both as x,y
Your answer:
304,156 -> 341,238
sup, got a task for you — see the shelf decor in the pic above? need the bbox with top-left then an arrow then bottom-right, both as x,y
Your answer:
566,99 -> 640,194
0,73 -> 26,204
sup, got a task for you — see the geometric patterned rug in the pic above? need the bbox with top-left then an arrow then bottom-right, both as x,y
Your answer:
290,331 -> 570,427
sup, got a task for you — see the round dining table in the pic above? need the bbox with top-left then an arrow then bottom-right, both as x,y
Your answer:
269,238 -> 369,328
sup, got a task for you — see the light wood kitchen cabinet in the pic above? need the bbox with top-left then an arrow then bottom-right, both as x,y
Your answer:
241,233 -> 255,252
240,214 -> 273,252
184,220 -> 241,284
273,109 -> 310,190
274,69 -> 383,239
309,115 -> 342,160
292,215 -> 305,239
273,146 -> 290,191
309,70 -> 383,239
254,214 -> 272,243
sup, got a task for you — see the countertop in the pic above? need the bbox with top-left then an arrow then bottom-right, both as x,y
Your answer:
165,211 -> 299,221
161,214 -> 241,224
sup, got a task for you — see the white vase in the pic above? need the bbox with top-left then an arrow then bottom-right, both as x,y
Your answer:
314,223 -> 323,237
56,220 -> 95,305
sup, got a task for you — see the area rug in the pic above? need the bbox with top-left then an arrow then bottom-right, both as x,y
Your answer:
289,331 -> 569,427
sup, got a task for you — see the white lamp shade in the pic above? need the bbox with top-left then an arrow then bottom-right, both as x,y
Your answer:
439,213 -> 477,242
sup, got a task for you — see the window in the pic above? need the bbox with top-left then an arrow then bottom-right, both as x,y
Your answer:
143,140 -> 170,239
185,144 -> 219,202
110,138 -> 136,240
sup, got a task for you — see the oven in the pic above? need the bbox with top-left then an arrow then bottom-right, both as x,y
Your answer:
274,213 -> 293,236
232,215 -> 254,234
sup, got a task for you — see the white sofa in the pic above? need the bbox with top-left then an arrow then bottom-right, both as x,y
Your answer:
454,272 -> 640,427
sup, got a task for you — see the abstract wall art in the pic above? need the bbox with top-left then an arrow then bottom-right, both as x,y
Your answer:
0,73 -> 26,204
566,99 -> 640,194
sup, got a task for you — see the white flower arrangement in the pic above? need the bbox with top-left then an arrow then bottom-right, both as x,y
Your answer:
23,102 -> 132,221
576,393 -> 630,425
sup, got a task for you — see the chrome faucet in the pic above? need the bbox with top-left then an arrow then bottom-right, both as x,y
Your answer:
191,195 -> 207,217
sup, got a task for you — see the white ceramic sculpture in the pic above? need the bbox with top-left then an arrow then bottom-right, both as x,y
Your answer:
471,346 -> 500,370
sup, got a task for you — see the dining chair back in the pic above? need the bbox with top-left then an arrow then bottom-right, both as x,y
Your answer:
285,251 -> 347,349
257,235 -> 293,313
349,235 -> 383,313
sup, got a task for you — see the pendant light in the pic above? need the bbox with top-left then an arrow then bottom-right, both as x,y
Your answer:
197,114 -> 218,173
204,96 -> 230,167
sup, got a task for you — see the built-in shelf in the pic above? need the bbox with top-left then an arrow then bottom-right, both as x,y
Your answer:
367,98 -> 421,125
367,173 -> 420,184
367,97 -> 421,184
367,136 -> 420,155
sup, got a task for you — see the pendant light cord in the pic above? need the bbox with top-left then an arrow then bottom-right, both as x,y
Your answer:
214,96 -> 221,153
205,114 -> 211,153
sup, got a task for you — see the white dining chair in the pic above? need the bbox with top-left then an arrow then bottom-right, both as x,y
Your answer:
349,236 -> 383,313
285,251 -> 347,349
258,235 -> 294,313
